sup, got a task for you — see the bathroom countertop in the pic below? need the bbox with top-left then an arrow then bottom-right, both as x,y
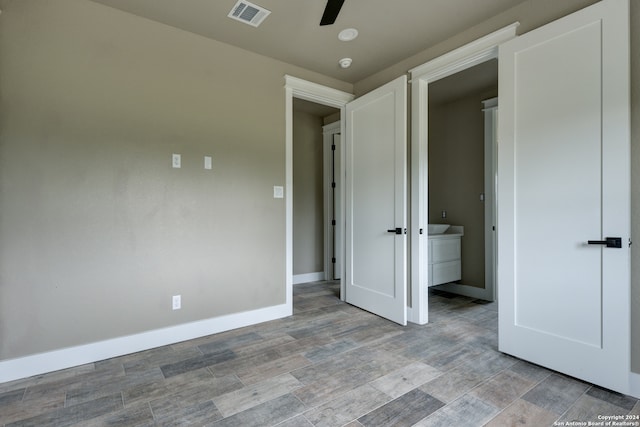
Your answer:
428,225 -> 464,239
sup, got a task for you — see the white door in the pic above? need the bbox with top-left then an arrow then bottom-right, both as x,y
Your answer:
345,76 -> 407,325
498,0 -> 630,393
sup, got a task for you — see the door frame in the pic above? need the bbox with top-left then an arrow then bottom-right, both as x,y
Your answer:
284,76 -> 354,309
323,121 -> 341,281
482,97 -> 498,302
408,23 -> 519,324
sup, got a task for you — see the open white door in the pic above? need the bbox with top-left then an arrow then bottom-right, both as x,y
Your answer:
498,0 -> 630,394
345,76 -> 407,325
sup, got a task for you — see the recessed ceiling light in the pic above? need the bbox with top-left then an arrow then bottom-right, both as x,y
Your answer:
339,58 -> 352,69
338,28 -> 358,42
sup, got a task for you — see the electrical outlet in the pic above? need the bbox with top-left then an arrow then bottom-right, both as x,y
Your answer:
172,295 -> 181,310
204,156 -> 212,170
172,154 -> 181,169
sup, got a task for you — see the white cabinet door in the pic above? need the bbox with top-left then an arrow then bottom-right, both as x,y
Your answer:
345,76 -> 407,325
498,0 -> 630,393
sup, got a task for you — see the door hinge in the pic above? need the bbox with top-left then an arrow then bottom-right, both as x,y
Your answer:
331,144 -> 336,151
332,182 -> 336,188
332,219 -> 336,226
332,257 -> 336,263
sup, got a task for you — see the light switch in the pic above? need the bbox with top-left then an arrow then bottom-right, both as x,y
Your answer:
273,186 -> 284,198
204,156 -> 212,170
172,153 -> 181,168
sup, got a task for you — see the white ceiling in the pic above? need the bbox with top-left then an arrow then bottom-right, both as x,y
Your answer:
89,0 -> 528,83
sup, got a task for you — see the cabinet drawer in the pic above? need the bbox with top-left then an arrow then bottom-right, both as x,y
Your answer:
432,260 -> 461,286
431,238 -> 460,263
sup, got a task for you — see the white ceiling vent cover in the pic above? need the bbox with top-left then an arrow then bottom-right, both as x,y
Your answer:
228,0 -> 271,27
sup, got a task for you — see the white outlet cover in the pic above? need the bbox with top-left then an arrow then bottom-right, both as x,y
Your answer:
204,156 -> 212,170
273,186 -> 284,198
172,154 -> 181,169
172,295 -> 181,310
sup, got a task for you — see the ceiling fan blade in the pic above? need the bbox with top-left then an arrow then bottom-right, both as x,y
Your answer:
320,0 -> 345,26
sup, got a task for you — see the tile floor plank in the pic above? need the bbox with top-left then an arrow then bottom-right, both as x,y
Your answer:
1,282 -> 637,426
522,373 -> 591,415
357,388 -> 444,427
303,384 -> 390,427
212,373 -> 303,417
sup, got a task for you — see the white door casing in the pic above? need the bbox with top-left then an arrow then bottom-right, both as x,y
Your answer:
483,98 -> 498,302
285,75 -> 355,305
498,0 -> 630,394
409,23 -> 519,324
345,75 -> 408,325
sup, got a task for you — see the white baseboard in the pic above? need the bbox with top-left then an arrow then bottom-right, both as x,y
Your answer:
407,305 -> 427,326
433,282 -> 493,301
0,303 -> 291,384
629,372 -> 640,399
293,272 -> 325,285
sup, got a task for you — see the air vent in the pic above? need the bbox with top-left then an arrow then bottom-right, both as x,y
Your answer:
228,0 -> 271,27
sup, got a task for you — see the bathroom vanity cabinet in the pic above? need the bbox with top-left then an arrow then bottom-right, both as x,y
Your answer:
428,226 -> 463,286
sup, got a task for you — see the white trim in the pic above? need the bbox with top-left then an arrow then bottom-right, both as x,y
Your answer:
285,75 -> 354,106
482,97 -> 498,302
322,121 -> 341,133
409,23 -> 520,83
293,272 -> 325,285
409,23 -> 519,325
285,84 -> 294,310
285,75 -> 354,302
435,283 -> 493,300
0,303 -> 289,384
629,372 -> 640,399
482,97 -> 499,110
408,77 -> 429,325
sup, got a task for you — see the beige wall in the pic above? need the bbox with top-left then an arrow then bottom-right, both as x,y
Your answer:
0,0 -> 350,360
428,89 -> 496,288
293,111 -> 324,276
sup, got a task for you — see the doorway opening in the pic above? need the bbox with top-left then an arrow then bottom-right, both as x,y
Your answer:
408,23 -> 517,324
292,98 -> 340,285
284,75 -> 354,312
426,59 -> 498,303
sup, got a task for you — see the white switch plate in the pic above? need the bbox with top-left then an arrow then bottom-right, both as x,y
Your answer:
172,295 -> 181,310
172,154 -> 181,169
204,156 -> 212,170
273,186 -> 284,198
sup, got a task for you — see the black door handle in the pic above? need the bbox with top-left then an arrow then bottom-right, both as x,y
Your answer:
387,228 -> 407,235
587,237 -> 622,248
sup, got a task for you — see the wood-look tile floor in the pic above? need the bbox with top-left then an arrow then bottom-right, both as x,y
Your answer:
1,281 -> 638,426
